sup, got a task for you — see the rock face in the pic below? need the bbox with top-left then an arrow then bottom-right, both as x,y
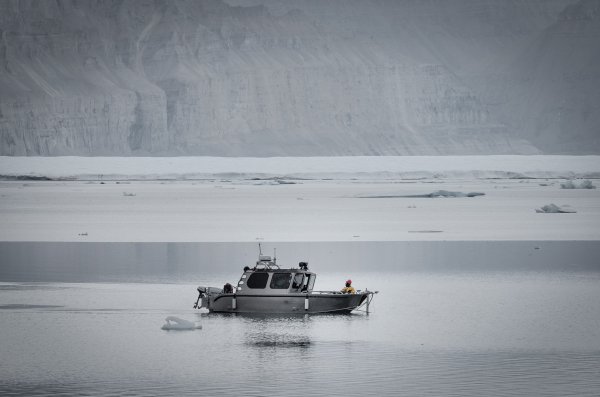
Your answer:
0,0 -> 597,156
495,0 -> 600,154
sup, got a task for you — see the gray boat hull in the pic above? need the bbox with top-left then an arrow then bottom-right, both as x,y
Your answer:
203,292 -> 369,314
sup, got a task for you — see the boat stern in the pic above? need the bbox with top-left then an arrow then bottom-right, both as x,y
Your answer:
193,286 -> 223,309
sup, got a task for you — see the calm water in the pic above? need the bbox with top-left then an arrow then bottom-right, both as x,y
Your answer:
1,242 -> 599,396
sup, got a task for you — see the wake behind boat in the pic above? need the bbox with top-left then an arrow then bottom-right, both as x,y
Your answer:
193,250 -> 377,314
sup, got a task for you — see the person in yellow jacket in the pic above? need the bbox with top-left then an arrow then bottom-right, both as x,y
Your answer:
340,279 -> 356,294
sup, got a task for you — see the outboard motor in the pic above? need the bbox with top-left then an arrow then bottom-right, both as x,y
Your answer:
193,287 -> 206,309
194,286 -> 225,309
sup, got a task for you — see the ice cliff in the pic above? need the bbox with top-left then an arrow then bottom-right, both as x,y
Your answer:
0,0 -> 597,156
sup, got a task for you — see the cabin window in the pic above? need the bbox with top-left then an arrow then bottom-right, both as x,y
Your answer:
292,273 -> 304,290
246,272 -> 269,289
270,273 -> 292,289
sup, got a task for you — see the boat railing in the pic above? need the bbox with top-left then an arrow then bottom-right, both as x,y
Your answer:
310,289 -> 377,295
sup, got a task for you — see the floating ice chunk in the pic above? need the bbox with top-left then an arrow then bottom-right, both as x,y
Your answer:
560,179 -> 596,189
428,190 -> 485,198
535,204 -> 576,213
360,190 -> 485,199
161,316 -> 202,330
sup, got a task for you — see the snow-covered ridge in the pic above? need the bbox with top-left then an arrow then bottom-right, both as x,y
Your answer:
1,156 -> 599,181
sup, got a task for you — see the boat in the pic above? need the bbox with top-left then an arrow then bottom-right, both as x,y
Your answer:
193,250 -> 378,314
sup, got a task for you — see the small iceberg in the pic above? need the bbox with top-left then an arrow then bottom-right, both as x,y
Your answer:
427,190 -> 485,198
535,204 -> 576,213
161,316 -> 202,331
560,180 -> 596,189
360,190 -> 485,199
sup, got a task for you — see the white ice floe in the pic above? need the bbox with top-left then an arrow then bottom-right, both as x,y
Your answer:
1,156 -> 599,242
359,190 -> 485,198
161,316 -> 201,331
1,177 -> 599,241
429,190 -> 485,198
560,180 -> 596,189
535,204 -> 577,213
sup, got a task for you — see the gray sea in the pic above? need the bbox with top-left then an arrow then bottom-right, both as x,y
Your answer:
1,241 -> 599,396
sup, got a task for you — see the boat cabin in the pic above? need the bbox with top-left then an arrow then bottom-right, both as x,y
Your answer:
194,252 -> 378,314
236,257 -> 316,295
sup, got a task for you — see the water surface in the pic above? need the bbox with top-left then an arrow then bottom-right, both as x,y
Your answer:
1,242 -> 599,396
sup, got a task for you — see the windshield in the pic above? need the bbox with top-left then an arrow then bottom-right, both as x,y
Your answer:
292,273 -> 304,290
270,273 -> 292,289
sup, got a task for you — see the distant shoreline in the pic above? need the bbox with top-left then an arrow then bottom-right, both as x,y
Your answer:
1,155 -> 599,181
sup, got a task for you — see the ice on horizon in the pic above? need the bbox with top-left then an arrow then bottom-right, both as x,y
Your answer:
1,155 -> 599,181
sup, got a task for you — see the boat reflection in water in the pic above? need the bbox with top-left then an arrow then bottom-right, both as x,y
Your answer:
194,251 -> 377,314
